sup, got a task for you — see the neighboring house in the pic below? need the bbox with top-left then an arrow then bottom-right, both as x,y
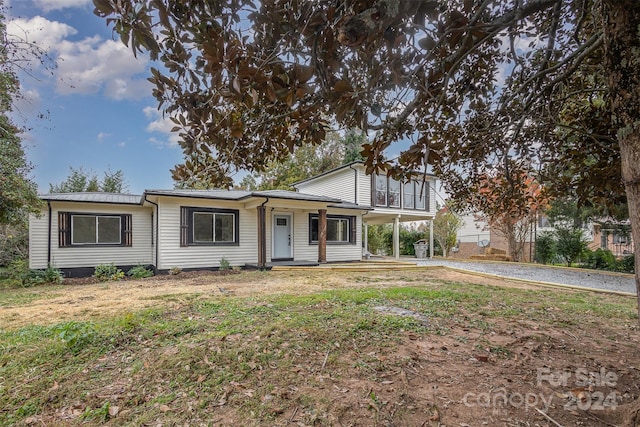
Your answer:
590,217 -> 634,256
448,213 -> 491,259
29,162 -> 437,276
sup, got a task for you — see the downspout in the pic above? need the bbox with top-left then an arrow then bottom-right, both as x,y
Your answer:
144,196 -> 159,272
348,163 -> 359,204
47,201 -> 52,265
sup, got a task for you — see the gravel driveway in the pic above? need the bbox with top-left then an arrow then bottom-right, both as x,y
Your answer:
414,258 -> 636,294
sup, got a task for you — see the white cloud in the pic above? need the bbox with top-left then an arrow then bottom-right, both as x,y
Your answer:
7,15 -> 76,51
143,106 -> 181,148
56,36 -> 150,100
7,16 -> 151,101
33,0 -> 93,12
97,132 -> 110,141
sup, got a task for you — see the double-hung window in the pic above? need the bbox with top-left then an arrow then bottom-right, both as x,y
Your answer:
374,175 -> 387,206
309,214 -> 356,244
388,179 -> 401,207
58,212 -> 132,247
180,207 -> 239,246
403,180 -> 415,209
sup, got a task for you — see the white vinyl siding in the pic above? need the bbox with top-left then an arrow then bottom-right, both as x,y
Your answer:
295,168 -> 358,204
29,211 -> 49,269
156,197 -> 257,269
30,202 -> 152,269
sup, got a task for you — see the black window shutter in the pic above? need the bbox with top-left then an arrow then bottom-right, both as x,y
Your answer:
122,214 -> 133,247
58,212 -> 71,247
180,207 -> 189,247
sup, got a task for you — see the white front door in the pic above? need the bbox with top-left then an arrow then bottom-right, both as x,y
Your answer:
273,214 -> 292,259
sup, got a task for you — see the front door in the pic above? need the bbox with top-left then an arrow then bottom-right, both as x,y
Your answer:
273,214 -> 292,260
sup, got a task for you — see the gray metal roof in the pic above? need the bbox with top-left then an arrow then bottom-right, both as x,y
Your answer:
40,193 -> 143,205
253,190 -> 343,203
144,189 -> 252,200
40,189 -> 371,210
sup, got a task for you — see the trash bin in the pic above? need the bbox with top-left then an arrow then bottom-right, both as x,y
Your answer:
414,240 -> 428,258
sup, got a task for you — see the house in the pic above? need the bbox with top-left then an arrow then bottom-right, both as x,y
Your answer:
29,162 -> 437,276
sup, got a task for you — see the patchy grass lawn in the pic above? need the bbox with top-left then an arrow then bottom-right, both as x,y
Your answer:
0,268 -> 639,426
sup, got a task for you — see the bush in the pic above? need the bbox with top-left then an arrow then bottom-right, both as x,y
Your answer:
93,263 -> 125,281
219,257 -> 230,271
617,254 -> 635,274
399,228 -> 426,256
555,227 -> 589,267
127,264 -> 154,279
584,248 -> 617,271
535,232 -> 556,264
169,266 -> 182,275
1,260 -> 63,287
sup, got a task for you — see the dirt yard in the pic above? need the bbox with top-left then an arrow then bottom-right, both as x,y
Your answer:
2,267 -> 640,426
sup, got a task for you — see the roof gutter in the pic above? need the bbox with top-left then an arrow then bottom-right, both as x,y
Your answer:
143,196 -> 159,272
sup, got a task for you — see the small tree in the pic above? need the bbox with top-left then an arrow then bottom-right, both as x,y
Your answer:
433,207 -> 463,258
534,232 -> 556,265
555,227 -> 588,267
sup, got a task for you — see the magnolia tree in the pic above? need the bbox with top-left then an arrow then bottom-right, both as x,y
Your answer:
93,1 -> 640,319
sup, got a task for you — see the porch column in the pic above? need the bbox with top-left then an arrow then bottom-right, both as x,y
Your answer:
363,222 -> 369,256
318,209 -> 327,263
429,218 -> 434,258
257,205 -> 267,269
393,215 -> 400,260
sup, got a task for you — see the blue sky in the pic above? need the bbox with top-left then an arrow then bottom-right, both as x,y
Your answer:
7,0 -> 185,194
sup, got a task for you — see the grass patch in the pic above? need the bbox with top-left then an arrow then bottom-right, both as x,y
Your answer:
0,288 -> 62,307
0,280 -> 636,426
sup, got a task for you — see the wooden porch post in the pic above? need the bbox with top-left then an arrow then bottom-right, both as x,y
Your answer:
257,205 -> 267,269
318,209 -> 327,263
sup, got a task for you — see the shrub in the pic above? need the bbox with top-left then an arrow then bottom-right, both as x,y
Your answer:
169,266 -> 182,275
617,254 -> 635,274
219,257 -> 230,271
2,260 -> 63,287
127,264 -> 154,279
555,227 -> 589,267
584,248 -> 617,271
93,263 -> 125,281
535,232 -> 556,264
399,228 -> 426,256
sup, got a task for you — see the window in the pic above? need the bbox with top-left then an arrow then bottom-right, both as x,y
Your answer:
180,207 -> 239,246
309,214 -> 356,244
374,175 -> 430,211
58,212 -> 132,247
374,174 -> 387,206
403,181 -> 414,209
388,179 -> 400,207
